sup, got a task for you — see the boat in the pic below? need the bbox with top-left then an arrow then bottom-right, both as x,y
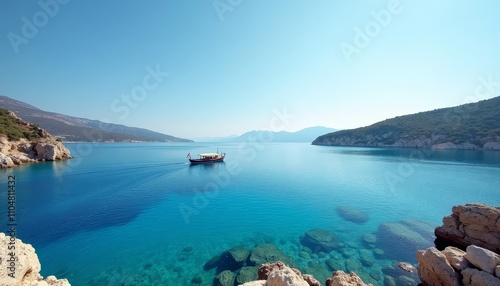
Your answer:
187,152 -> 226,164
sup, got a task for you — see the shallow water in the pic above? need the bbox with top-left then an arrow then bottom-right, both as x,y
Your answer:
2,143 -> 499,285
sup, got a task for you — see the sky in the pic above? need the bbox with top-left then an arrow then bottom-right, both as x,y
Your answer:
1,1 -> 499,139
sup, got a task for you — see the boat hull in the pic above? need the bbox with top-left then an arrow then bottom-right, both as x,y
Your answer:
189,156 -> 225,164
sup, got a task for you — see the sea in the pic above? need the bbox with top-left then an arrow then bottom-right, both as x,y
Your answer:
1,142 -> 499,286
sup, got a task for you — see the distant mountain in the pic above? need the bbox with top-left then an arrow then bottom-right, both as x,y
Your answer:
229,126 -> 337,143
312,96 -> 500,150
0,96 -> 193,142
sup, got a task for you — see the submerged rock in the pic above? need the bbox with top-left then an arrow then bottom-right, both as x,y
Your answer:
237,266 -> 259,285
249,244 -> 293,266
376,220 -> 433,260
336,206 -> 369,224
214,270 -> 235,286
229,246 -> 250,264
300,228 -> 341,253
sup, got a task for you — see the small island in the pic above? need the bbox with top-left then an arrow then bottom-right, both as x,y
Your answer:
0,109 -> 71,168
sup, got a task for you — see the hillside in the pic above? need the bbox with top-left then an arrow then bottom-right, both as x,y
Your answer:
312,96 -> 500,150
0,96 -> 193,142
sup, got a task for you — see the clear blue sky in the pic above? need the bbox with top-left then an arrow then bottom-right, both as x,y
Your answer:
1,1 -> 499,139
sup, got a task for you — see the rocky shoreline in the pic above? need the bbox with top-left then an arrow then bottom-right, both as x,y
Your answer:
0,233 -> 70,285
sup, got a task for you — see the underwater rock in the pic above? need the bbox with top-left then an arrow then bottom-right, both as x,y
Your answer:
300,228 -> 341,253
359,249 -> 375,267
191,273 -> 203,284
345,257 -> 363,273
182,246 -> 193,253
229,246 -> 250,264
306,261 -> 332,283
214,270 -> 235,286
299,251 -> 311,260
396,262 -> 416,273
336,206 -> 369,224
397,275 -> 417,286
376,221 -> 433,260
326,259 -> 345,272
203,254 -> 221,271
373,248 -> 385,259
237,266 -> 259,285
383,275 -> 396,286
249,244 -> 293,266
340,247 -> 358,259
362,233 -> 377,247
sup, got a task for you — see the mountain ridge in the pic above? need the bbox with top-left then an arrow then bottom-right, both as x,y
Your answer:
0,96 -> 193,142
312,96 -> 500,150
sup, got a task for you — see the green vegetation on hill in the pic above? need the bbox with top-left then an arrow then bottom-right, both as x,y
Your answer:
0,108 -> 47,141
312,96 -> 500,148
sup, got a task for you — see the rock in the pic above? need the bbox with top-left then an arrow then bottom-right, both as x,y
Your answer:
442,246 -> 470,271
383,275 -> 396,286
397,275 -> 416,286
496,265 -> 500,278
483,141 -> 500,151
229,246 -> 250,264
416,247 -> 461,286
191,273 -> 203,284
182,246 -> 193,253
249,244 -> 293,266
359,249 -> 375,267
345,257 -> 363,273
396,262 -> 415,273
435,203 -> 500,253
340,248 -> 358,259
203,254 -> 221,270
300,228 -> 341,253
377,221 -> 432,260
325,259 -> 345,272
0,152 -> 14,167
299,251 -> 311,260
237,266 -> 259,285
305,262 -> 331,283
462,268 -> 500,286
373,249 -> 385,259
327,270 -> 373,286
362,234 -> 377,246
258,261 -> 298,280
241,281 -> 266,286
266,266 -> 309,286
465,245 -> 500,274
302,274 -> 321,286
214,270 -> 235,286
0,233 -> 70,285
336,206 -> 369,224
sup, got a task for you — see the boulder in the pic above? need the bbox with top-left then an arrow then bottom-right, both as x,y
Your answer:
214,270 -> 235,286
336,206 -> 369,224
359,249 -> 375,267
396,262 -> 415,273
229,246 -> 250,264
416,247 -> 461,286
435,203 -> 500,253
442,246 -> 470,271
496,265 -> 500,278
249,244 -> 293,266
465,245 -> 500,275
376,221 -> 432,260
462,268 -> 500,286
237,266 -> 259,285
241,281 -> 266,286
266,266 -> 309,286
0,233 -> 70,285
326,270 -> 373,286
300,228 -> 341,253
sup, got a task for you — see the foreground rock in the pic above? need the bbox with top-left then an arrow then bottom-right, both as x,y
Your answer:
434,203 -> 500,253
0,137 -> 71,168
418,245 -> 500,286
326,270 -> 373,286
0,233 -> 70,285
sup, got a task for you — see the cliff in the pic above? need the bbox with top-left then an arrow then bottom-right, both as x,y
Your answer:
0,233 -> 70,285
0,110 -> 71,168
312,96 -> 500,150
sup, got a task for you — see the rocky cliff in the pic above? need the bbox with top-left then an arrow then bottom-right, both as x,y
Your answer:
0,233 -> 70,285
0,111 -> 71,168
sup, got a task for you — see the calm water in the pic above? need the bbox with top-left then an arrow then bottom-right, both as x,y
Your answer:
1,143 -> 499,285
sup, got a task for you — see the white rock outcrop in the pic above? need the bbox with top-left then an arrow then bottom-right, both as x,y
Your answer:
0,137 -> 71,168
0,233 -> 70,286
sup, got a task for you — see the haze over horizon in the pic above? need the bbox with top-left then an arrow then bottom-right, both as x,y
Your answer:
1,1 -> 499,138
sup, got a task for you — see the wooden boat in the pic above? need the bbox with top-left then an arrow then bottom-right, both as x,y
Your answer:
187,152 -> 225,164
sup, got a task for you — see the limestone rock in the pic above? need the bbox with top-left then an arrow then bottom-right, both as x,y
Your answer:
442,246 -> 470,271
465,245 -> 500,274
435,203 -> 500,253
300,228 -> 341,253
416,247 -> 461,286
496,265 -> 500,278
0,233 -> 70,285
327,270 -> 373,286
266,266 -> 309,286
462,268 -> 500,286
396,262 -> 415,273
240,281 -> 266,286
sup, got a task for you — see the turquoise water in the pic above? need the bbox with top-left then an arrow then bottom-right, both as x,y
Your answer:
1,143 -> 499,285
